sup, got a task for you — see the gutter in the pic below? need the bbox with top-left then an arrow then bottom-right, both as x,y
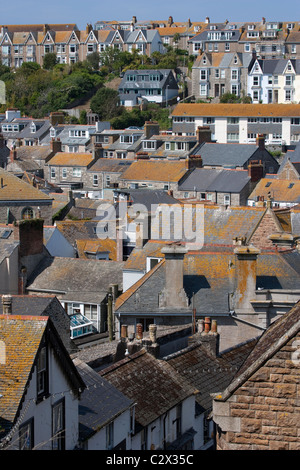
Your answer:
229,310 -> 267,331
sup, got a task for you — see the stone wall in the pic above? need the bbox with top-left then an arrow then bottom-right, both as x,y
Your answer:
215,332 -> 300,450
0,201 -> 53,225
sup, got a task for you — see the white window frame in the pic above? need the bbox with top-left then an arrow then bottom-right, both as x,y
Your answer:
72,167 -> 82,177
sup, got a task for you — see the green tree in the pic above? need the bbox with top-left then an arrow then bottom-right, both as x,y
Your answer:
173,32 -> 181,49
85,51 -> 100,71
90,87 -> 121,120
43,53 -> 58,70
220,92 -> 240,103
79,109 -> 87,124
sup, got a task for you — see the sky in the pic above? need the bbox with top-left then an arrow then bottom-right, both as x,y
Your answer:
1,0 -> 300,29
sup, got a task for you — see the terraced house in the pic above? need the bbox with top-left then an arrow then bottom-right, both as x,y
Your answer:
192,51 -> 254,100
171,103 -> 300,145
247,57 -> 300,103
0,22 -> 164,68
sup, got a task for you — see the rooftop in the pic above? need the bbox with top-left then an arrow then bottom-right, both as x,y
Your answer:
171,103 -> 300,117
0,168 -> 52,201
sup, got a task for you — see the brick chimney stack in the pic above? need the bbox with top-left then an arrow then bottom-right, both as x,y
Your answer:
256,134 -> 266,151
200,317 -> 220,356
196,126 -> 212,144
50,137 -> 62,154
14,218 -> 44,258
248,160 -> 264,182
186,155 -> 203,170
144,121 -> 160,139
10,147 -> 17,162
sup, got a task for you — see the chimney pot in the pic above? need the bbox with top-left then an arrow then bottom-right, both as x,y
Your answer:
121,324 -> 128,339
197,319 -> 204,333
256,134 -> 265,151
210,319 -> 217,334
149,324 -> 157,343
203,316 -> 211,334
136,323 -> 143,340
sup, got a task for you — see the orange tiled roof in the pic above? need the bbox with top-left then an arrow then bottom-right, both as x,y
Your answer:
5,24 -> 77,33
46,152 -> 95,167
76,238 -> 117,261
249,178 -> 300,203
120,160 -> 187,183
0,315 -> 48,432
53,31 -> 73,43
0,168 -> 52,201
172,103 -> 300,117
156,27 -> 187,36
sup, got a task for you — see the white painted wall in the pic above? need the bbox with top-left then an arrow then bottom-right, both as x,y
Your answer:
131,396 -> 197,450
282,118 -> 291,145
9,345 -> 79,450
239,118 -> 248,143
214,117 -> 227,143
122,269 -> 144,292
85,409 -> 132,450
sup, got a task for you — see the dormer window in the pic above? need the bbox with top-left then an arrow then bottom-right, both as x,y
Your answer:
142,140 -> 156,149
50,127 -> 56,138
121,134 -> 139,144
30,123 -> 36,133
69,129 -> 86,137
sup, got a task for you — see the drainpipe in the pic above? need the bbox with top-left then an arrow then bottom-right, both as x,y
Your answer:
107,287 -> 114,341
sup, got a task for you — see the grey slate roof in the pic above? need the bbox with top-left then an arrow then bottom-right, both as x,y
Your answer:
179,168 -> 250,192
114,188 -> 180,212
0,294 -> 53,315
254,58 -> 300,75
119,69 -> 178,92
74,359 -> 133,443
116,249 -> 300,316
165,336 -> 258,411
16,120 -> 51,140
0,239 -> 18,265
99,349 -> 197,428
189,24 -> 241,42
192,142 -> 262,168
27,256 -> 124,303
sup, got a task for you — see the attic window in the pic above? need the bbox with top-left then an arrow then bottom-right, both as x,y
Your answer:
265,182 -> 272,187
22,207 -> 34,219
288,183 -> 294,188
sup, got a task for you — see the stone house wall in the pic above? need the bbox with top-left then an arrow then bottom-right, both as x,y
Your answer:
0,201 -> 53,225
214,331 -> 300,450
